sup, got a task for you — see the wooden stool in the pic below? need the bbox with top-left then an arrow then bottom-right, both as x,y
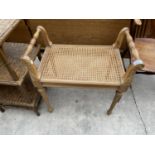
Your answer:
22,26 -> 144,115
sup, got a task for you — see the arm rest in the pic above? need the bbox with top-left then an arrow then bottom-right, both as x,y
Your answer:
22,26 -> 52,87
113,27 -> 144,84
22,26 -> 52,61
113,27 -> 143,62
124,28 -> 142,60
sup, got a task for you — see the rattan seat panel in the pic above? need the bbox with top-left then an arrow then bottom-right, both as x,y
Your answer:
0,77 -> 40,108
39,45 -> 125,86
0,42 -> 39,85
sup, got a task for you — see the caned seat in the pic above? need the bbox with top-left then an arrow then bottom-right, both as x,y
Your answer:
22,26 -> 144,115
38,45 -> 125,86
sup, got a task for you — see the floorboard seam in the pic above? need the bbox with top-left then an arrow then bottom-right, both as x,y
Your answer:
130,85 -> 148,135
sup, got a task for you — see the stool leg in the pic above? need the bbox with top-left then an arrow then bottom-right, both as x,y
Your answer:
38,88 -> 53,113
107,90 -> 123,115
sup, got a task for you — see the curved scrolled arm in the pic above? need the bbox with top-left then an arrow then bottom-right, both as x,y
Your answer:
37,26 -> 52,47
23,26 -> 52,60
113,27 -> 129,49
113,27 -> 144,84
22,26 -> 52,87
124,28 -> 144,71
113,27 -> 144,63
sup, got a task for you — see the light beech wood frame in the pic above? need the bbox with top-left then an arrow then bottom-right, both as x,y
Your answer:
22,26 -> 144,115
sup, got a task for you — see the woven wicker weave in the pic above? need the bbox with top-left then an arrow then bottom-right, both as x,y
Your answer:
0,76 -> 41,115
39,45 -> 125,86
0,42 -> 40,86
0,19 -> 20,45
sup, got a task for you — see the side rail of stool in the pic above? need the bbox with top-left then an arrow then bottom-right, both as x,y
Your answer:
113,27 -> 144,88
21,26 -> 53,112
106,27 -> 144,115
22,26 -> 52,85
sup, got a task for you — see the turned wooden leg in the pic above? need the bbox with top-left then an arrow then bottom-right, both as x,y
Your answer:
37,88 -> 53,113
107,90 -> 123,115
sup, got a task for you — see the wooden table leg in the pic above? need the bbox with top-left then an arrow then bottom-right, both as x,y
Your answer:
0,47 -> 19,81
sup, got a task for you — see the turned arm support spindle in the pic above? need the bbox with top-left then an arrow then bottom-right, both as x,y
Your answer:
113,27 -> 144,83
22,26 -> 52,86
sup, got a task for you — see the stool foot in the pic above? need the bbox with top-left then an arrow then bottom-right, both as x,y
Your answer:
107,91 -> 123,115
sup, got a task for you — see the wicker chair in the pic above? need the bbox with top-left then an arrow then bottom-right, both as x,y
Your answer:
0,42 -> 40,86
0,43 -> 41,115
22,26 -> 144,115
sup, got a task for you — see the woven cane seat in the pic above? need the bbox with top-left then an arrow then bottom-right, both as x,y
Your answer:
0,42 -> 40,86
39,44 -> 125,86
